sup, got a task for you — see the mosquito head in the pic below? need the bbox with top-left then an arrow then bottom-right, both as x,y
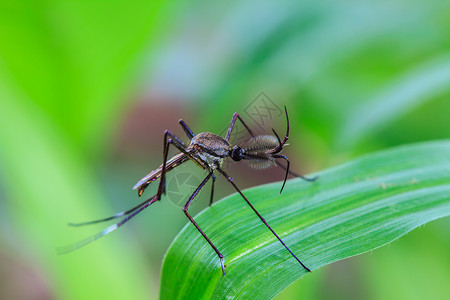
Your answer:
230,145 -> 243,161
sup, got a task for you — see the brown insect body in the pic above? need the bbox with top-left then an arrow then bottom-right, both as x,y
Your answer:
188,132 -> 231,169
135,133 -> 284,194
134,132 -> 231,196
60,106 -> 317,276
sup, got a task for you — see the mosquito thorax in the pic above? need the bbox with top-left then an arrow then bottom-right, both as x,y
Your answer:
189,132 -> 231,155
188,132 -> 231,169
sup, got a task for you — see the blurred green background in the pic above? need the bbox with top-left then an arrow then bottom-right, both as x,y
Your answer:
0,1 -> 449,299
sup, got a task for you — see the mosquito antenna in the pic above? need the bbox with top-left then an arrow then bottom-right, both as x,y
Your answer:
274,154 -> 290,194
67,197 -> 151,227
57,195 -> 158,255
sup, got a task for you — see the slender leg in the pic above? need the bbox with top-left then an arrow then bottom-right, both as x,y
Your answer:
275,160 -> 318,182
271,107 -> 317,183
58,195 -> 159,254
273,154 -> 318,193
179,119 -> 195,139
271,128 -> 282,146
216,167 -> 311,272
157,130 -> 205,200
68,197 -> 152,227
271,106 -> 289,153
209,174 -> 216,206
183,172 -> 226,275
273,154 -> 290,194
225,112 -> 256,141
136,138 -> 202,197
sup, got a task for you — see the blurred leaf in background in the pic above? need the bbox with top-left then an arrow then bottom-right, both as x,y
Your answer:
0,1 -> 182,299
0,0 -> 449,299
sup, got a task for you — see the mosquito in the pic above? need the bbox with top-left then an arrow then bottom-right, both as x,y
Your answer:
58,106 -> 317,275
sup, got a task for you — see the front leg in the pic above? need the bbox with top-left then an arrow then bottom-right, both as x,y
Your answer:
225,112 -> 256,141
216,167 -> 311,272
182,172 -> 226,275
208,174 -> 216,206
156,130 -> 203,200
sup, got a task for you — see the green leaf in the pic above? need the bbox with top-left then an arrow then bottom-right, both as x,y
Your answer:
160,141 -> 450,299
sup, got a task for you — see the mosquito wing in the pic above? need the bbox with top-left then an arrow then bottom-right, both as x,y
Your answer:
133,152 -> 189,196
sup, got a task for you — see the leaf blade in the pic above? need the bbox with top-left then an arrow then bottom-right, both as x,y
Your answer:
160,141 -> 450,299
